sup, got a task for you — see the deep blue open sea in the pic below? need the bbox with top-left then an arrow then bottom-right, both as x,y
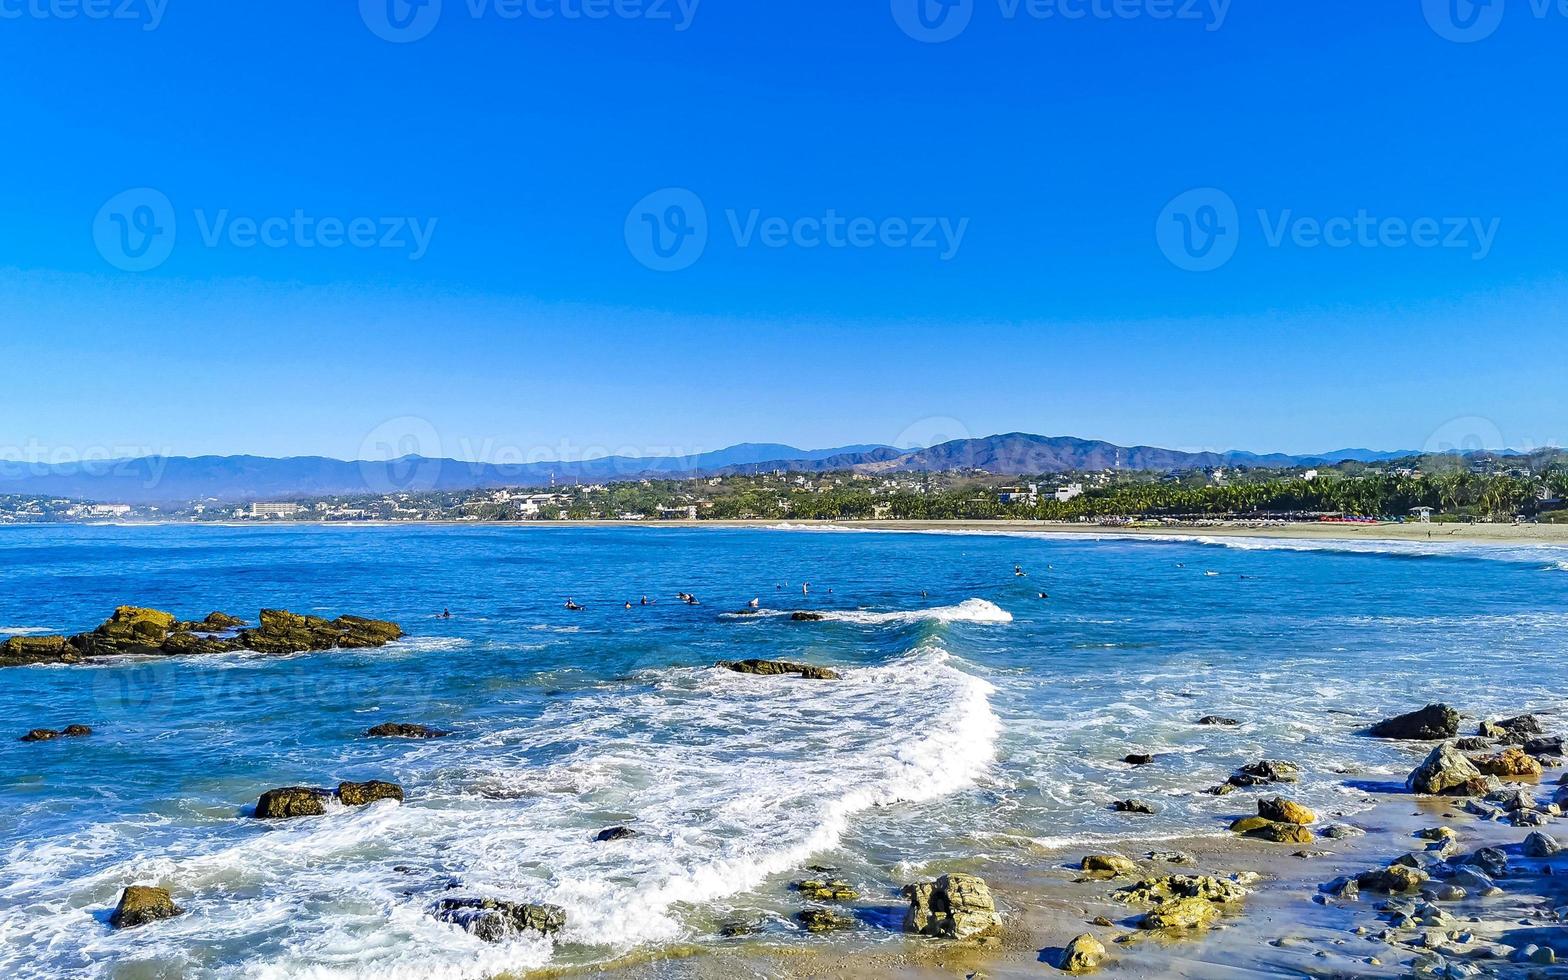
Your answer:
3,524 -> 1567,978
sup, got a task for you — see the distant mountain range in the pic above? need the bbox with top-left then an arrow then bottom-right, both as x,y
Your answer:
0,434 -> 1463,505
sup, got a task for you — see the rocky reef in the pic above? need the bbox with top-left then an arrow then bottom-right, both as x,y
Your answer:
434,897 -> 567,942
0,606 -> 403,666
254,780 -> 404,818
716,659 -> 841,680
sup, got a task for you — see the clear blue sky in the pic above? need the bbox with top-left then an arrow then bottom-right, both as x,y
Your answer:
1,0 -> 1564,462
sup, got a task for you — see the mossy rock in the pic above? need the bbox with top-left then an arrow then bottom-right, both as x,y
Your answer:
337,780 -> 404,807
0,635 -> 72,666
1140,896 -> 1217,930
798,907 -> 856,932
110,885 -> 183,929
434,898 -> 566,941
795,878 -> 860,901
716,659 -> 840,680
255,787 -> 332,818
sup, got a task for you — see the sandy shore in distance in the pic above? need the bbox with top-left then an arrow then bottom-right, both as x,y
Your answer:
779,519 -> 1568,546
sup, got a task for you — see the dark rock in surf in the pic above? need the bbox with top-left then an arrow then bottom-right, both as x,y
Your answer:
434,897 -> 566,941
595,826 -> 638,842
1123,754 -> 1155,766
255,787 -> 333,818
789,612 -> 827,622
1228,760 -> 1301,788
716,659 -> 841,680
110,885 -> 184,929
1455,737 -> 1493,752
1525,736 -> 1564,757
1111,799 -> 1158,815
1407,743 -> 1485,796
1478,715 -> 1542,742
366,723 -> 450,739
1368,704 -> 1460,740
1197,715 -> 1240,727
337,780 -> 404,807
20,725 -> 92,742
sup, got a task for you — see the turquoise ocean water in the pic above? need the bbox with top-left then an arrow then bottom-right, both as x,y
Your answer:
2,524 -> 1566,978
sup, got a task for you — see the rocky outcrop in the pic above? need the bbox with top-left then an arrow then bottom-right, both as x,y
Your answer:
1061,932 -> 1108,972
595,826 -> 637,842
254,780 -> 403,817
19,725 -> 92,742
902,873 -> 1002,940
1369,704 -> 1460,740
1407,743 -> 1486,795
789,612 -> 827,622
1,606 -> 403,667
434,898 -> 566,942
716,659 -> 840,680
1115,874 -> 1248,906
365,723 -> 449,739
1478,714 -> 1542,742
1140,897 -> 1217,930
0,635 -> 77,667
1355,865 -> 1427,893
1080,854 -> 1137,877
1471,746 -> 1543,780
110,885 -> 183,929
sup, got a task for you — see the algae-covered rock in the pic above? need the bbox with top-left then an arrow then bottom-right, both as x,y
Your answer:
1370,704 -> 1460,740
255,787 -> 332,818
902,873 -> 1002,940
1259,796 -> 1316,825
0,635 -> 74,666
716,659 -> 840,680
237,611 -> 403,654
434,897 -> 566,941
1062,932 -> 1108,972
337,780 -> 403,807
1472,746 -> 1543,780
1228,760 -> 1300,787
1115,874 -> 1247,906
1140,897 -> 1217,930
1408,743 -> 1485,795
109,885 -> 183,929
795,878 -> 860,901
1080,854 -> 1137,877
1355,865 -> 1428,893
1242,821 -> 1315,844
798,907 -> 856,932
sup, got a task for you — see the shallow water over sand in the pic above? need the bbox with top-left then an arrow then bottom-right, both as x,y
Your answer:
2,524 -> 1565,978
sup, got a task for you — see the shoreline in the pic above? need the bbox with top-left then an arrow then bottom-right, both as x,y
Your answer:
9,518 -> 1568,547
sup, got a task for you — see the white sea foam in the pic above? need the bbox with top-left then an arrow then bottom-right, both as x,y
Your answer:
723,598 -> 1011,625
0,626 -> 52,635
0,644 -> 999,979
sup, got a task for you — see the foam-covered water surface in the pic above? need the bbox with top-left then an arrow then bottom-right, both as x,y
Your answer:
1,524 -> 1564,978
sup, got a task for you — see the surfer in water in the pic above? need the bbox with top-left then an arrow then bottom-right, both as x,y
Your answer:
565,599 -> 585,611
749,597 -> 760,609
1015,565 -> 1026,577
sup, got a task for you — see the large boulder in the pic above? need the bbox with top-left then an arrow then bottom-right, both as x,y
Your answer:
1140,897 -> 1217,930
1472,747 -> 1543,780
434,897 -> 566,942
110,885 -> 183,929
1080,854 -> 1138,877
1258,797 -> 1316,825
716,659 -> 840,680
1062,932 -> 1108,972
902,873 -> 1002,940
255,787 -> 332,818
1479,715 -> 1543,742
1356,865 -> 1428,893
1369,704 -> 1460,740
337,780 -> 404,807
1407,743 -> 1486,795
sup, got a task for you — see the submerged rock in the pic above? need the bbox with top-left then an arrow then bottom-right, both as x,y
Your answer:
595,826 -> 638,842
434,897 -> 566,941
798,907 -> 856,932
109,885 -> 183,929
795,878 -> 859,901
1369,704 -> 1460,740
902,873 -> 1002,940
789,612 -> 827,622
1123,753 -> 1155,766
1197,715 -> 1240,726
715,659 -> 840,680
1408,743 -> 1485,796
1062,932 -> 1108,972
19,725 -> 92,742
1111,799 -> 1157,814
366,723 -> 450,739
1228,760 -> 1301,788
